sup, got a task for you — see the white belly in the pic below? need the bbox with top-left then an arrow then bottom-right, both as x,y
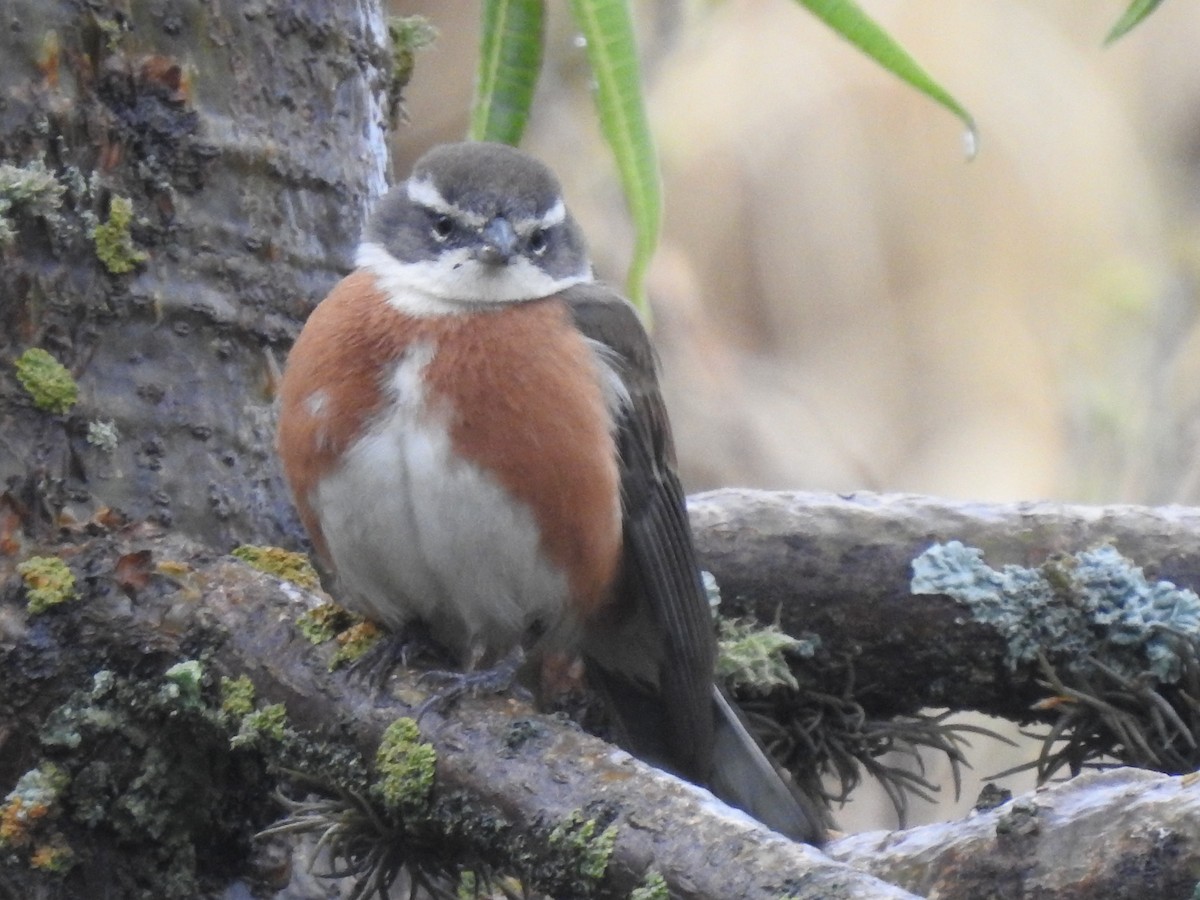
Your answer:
311,344 -> 573,662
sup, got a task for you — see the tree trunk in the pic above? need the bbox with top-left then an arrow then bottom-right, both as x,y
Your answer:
0,0 -> 390,550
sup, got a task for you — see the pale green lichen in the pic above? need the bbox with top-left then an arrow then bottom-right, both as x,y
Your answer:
547,810 -> 618,884
0,158 -> 64,246
373,717 -> 435,816
232,544 -> 321,590
91,195 -> 146,274
17,555 -> 76,614
912,541 -> 1200,683
163,660 -> 204,707
14,348 -> 78,414
701,569 -> 722,616
716,617 -> 817,693
86,419 -> 120,453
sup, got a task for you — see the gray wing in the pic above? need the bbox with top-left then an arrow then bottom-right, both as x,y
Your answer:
564,281 -> 717,783
565,282 -> 827,843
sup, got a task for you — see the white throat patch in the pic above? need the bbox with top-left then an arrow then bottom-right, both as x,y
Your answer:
356,241 -> 591,316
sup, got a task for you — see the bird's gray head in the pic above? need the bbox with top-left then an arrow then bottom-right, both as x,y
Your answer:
357,142 -> 593,312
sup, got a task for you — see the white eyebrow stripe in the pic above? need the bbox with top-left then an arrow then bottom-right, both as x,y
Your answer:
405,177 -> 486,228
540,198 -> 566,227
509,198 -> 567,234
405,176 -> 448,209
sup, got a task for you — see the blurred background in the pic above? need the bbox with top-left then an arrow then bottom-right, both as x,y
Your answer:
389,0 -> 1200,832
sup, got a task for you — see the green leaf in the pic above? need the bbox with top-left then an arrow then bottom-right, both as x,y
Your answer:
568,0 -> 661,315
795,0 -> 977,156
469,0 -> 545,145
1104,0 -> 1167,46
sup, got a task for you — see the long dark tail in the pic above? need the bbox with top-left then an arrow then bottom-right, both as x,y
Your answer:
708,686 -> 827,844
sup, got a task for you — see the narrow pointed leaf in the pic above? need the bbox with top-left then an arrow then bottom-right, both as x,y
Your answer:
469,0 -> 545,145
1104,0 -> 1167,46
568,0 -> 661,314
795,0 -> 977,156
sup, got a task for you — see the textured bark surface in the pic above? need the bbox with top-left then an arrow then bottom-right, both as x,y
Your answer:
689,489 -> 1200,719
0,0 -> 391,550
4,524 -> 1199,898
831,768 -> 1200,899
0,525 -> 917,900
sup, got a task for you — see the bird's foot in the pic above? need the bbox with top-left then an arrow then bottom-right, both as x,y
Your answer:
347,621 -> 442,697
416,646 -> 529,720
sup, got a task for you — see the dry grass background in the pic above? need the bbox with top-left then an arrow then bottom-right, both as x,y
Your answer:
391,0 -> 1200,832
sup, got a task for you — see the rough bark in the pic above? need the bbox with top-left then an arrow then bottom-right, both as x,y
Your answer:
4,522 -> 1199,898
830,768 -> 1200,899
0,0 -> 390,550
0,524 -> 916,900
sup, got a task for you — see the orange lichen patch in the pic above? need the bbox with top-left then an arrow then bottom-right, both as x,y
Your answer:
0,493 -> 24,557
30,839 -> 73,872
231,545 -> 320,590
37,31 -> 60,87
0,796 -> 50,847
331,620 -> 382,669
139,55 -> 189,103
114,549 -> 154,597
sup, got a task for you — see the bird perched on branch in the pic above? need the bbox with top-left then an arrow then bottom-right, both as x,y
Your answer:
276,141 -> 824,843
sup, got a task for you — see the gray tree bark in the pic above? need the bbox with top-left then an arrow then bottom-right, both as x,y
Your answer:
0,0 -> 390,550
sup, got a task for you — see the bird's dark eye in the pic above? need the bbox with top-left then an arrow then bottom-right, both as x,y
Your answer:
431,215 -> 454,241
528,228 -> 548,255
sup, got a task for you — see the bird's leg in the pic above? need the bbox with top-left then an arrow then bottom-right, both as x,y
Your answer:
347,619 -> 444,696
415,643 -> 530,720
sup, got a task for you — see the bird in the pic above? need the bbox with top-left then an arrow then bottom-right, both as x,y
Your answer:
275,141 -> 825,844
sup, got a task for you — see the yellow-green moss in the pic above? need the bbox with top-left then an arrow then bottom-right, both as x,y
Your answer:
630,871 -> 668,900
296,601 -> 358,644
374,717 -> 436,815
232,544 -> 321,590
456,870 -> 479,898
240,703 -> 288,742
547,810 -> 618,884
331,619 -> 382,669
17,556 -> 76,614
91,195 -> 146,274
14,348 -> 78,415
219,675 -> 256,718
456,870 -> 524,898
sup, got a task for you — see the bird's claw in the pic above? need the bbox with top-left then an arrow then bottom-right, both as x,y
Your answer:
415,648 -> 529,721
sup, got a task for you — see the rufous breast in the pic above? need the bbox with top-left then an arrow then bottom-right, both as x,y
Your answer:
276,270 -> 623,661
